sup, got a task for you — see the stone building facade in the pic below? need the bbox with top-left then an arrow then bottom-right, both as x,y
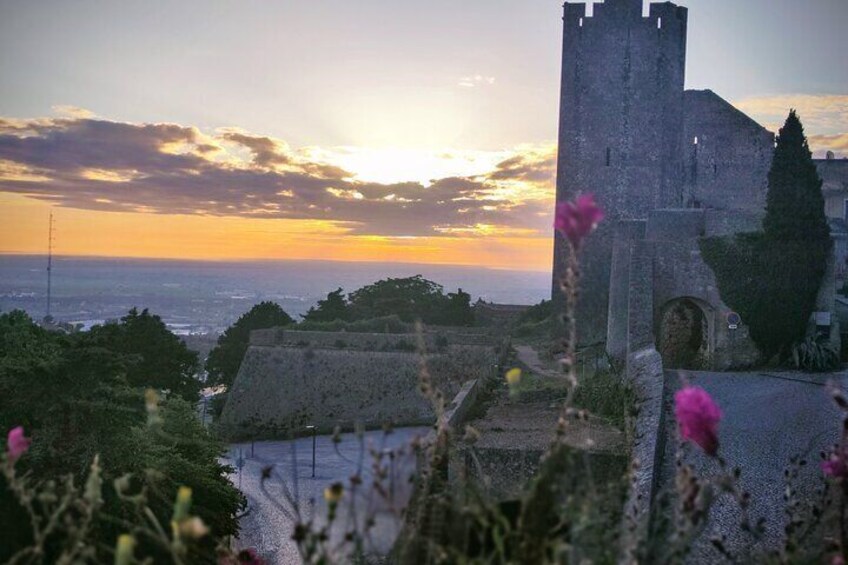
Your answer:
552,0 -> 838,367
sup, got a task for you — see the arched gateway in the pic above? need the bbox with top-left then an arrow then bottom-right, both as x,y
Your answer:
657,298 -> 712,370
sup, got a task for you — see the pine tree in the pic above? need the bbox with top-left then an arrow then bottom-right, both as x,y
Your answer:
763,110 -> 830,242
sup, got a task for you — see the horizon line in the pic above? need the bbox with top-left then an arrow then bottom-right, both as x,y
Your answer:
0,252 -> 553,275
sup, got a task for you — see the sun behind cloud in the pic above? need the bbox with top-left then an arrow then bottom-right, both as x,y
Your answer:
0,112 -> 557,269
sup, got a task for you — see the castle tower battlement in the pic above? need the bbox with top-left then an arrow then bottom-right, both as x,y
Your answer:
553,0 -> 688,343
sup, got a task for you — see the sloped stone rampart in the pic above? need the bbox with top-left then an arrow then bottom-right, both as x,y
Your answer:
219,345 -> 498,441
250,328 -> 495,349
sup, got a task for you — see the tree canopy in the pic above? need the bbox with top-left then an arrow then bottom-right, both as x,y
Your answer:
206,301 -> 294,388
301,276 -> 476,328
0,310 -> 242,563
88,308 -> 201,401
764,110 -> 830,243
302,288 -> 349,323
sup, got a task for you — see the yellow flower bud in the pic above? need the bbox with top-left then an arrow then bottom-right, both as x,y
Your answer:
505,368 -> 522,386
173,486 -> 192,523
114,534 -> 135,565
323,482 -> 343,504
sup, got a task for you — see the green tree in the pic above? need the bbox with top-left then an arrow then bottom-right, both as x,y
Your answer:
0,312 -> 242,563
701,111 -> 831,361
206,301 -> 294,388
518,299 -> 553,325
89,308 -> 201,401
764,110 -> 830,243
302,288 -> 349,322
434,288 -> 475,326
347,275 -> 445,323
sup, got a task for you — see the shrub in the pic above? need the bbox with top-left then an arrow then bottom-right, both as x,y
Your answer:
790,337 -> 839,372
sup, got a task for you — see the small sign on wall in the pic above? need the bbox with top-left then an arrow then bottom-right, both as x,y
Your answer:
814,311 -> 832,327
727,312 -> 741,330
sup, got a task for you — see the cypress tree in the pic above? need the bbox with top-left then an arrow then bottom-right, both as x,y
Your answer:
702,110 -> 832,361
763,110 -> 830,243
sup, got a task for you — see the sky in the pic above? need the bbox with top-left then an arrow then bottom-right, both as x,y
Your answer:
0,0 -> 846,270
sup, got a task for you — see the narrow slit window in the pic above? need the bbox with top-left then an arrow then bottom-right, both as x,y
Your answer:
579,17 -> 583,27
657,17 -> 662,29
693,136 -> 699,145
605,147 -> 611,167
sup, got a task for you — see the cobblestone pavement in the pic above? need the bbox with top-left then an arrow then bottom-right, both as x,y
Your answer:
657,370 -> 848,562
223,427 -> 428,564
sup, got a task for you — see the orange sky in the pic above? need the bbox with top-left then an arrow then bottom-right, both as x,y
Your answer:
1,193 -> 554,271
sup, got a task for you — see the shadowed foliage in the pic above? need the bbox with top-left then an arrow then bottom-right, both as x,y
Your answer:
206,301 -> 295,388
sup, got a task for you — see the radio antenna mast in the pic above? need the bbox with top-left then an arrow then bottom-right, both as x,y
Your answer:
46,212 -> 54,321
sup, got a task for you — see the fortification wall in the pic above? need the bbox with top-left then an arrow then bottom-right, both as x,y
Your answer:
553,0 -> 688,343
218,345 -> 498,441
704,209 -> 762,237
682,90 -> 775,212
607,220 -> 647,360
609,210 -> 760,369
250,328 -> 495,349
648,218 -> 760,370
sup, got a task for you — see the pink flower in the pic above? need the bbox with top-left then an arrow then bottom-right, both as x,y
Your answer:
832,555 -> 846,565
554,193 -> 604,250
7,426 -> 31,462
822,455 -> 848,479
674,386 -> 721,456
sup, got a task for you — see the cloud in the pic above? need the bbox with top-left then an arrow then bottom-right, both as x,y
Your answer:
52,105 -> 97,119
734,94 -> 848,157
734,94 -> 848,134
458,75 -> 496,88
809,133 -> 848,158
0,115 -> 556,238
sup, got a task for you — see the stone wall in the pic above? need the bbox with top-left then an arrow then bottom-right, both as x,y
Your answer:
250,328 -> 496,349
609,211 -> 761,370
682,90 -> 775,212
647,211 -> 760,369
819,158 -> 848,219
607,220 -> 647,359
553,0 -> 688,344
620,347 -> 665,558
218,344 -> 499,441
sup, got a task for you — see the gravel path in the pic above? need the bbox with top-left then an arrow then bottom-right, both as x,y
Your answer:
514,345 -> 560,378
223,427 -> 428,564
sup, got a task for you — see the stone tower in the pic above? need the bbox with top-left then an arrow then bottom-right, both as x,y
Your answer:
552,0 -> 688,344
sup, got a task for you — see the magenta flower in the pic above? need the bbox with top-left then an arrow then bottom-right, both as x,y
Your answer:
7,426 -> 31,462
554,193 -> 604,250
674,386 -> 721,456
822,455 -> 848,479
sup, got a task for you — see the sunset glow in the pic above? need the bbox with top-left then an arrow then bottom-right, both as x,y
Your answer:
1,0 -> 845,269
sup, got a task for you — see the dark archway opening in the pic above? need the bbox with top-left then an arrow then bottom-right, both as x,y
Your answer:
658,299 -> 709,370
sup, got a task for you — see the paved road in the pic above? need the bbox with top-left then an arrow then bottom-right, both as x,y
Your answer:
656,370 -> 848,562
223,427 -> 428,564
